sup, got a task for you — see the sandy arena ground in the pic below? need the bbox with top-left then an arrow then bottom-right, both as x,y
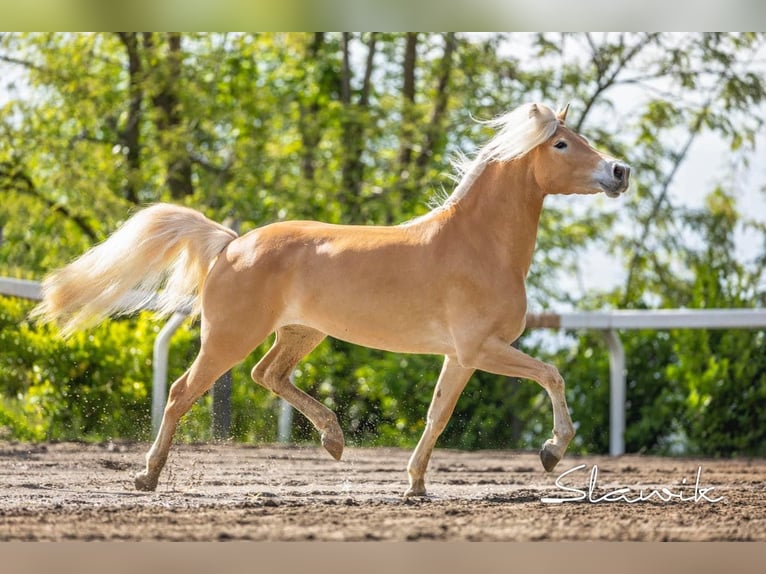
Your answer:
0,441 -> 763,541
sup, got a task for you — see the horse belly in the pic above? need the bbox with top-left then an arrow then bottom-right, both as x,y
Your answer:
280,290 -> 455,355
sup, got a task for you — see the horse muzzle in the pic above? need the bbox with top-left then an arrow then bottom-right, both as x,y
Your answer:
598,161 -> 631,198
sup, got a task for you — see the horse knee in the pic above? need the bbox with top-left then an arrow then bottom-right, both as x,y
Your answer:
542,364 -> 565,393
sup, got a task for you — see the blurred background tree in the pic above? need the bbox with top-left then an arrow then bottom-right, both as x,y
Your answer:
1,33 -> 764,455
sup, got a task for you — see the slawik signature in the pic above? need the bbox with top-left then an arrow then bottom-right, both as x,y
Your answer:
541,464 -> 726,504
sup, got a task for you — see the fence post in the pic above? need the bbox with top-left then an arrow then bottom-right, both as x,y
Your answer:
212,370 -> 232,439
601,329 -> 626,456
151,311 -> 188,437
277,371 -> 296,443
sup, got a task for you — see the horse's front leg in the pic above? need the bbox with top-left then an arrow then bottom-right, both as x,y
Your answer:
469,337 -> 575,471
405,355 -> 474,497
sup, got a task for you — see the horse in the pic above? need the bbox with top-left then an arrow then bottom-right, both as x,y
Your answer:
32,102 -> 630,496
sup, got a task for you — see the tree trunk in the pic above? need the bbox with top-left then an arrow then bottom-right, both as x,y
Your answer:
339,33 -> 378,223
398,33 -> 418,170
116,32 -> 143,204
416,33 -> 456,172
298,33 -> 325,183
149,33 -> 193,199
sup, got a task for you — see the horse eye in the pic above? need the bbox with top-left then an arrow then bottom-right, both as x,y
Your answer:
554,140 -> 568,150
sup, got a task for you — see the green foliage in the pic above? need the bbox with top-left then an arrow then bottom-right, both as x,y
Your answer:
0,297 -> 197,441
1,33 -> 765,456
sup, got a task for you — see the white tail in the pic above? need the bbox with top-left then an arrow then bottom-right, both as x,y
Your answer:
31,203 -> 237,336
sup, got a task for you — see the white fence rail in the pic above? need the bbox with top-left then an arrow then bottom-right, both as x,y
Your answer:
0,277 -> 41,299
3,277 -> 766,454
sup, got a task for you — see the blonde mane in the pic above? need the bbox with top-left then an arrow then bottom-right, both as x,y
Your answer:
406,103 -> 560,225
451,102 -> 559,199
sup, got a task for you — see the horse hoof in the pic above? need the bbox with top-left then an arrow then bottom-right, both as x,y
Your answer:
539,447 -> 561,472
321,433 -> 344,461
403,478 -> 426,497
134,471 -> 158,492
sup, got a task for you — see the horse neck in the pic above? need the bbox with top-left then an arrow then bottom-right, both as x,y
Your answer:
443,158 -> 544,278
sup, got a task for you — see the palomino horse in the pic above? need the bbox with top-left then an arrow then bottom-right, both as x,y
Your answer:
33,103 -> 630,496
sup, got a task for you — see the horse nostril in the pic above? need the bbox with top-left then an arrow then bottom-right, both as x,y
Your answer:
613,163 -> 625,182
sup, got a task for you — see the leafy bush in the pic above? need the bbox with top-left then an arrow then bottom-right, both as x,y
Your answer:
0,297 -> 196,441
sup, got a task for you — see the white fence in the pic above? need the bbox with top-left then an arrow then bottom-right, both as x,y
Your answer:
3,276 -> 766,455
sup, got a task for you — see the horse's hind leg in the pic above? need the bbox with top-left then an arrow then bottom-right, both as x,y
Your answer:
405,355 -> 474,497
134,346 -> 242,491
251,325 -> 344,460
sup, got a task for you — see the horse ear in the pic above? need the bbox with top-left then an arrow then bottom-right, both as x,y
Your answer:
557,103 -> 570,123
528,103 -> 540,119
